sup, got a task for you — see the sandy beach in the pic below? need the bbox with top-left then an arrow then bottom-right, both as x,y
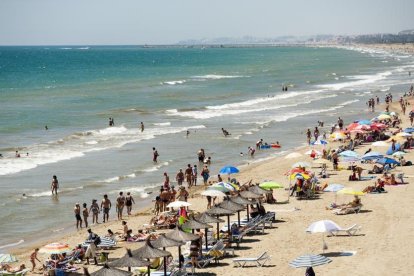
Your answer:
6,45 -> 414,276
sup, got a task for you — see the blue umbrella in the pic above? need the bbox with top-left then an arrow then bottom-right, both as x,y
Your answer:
338,150 -> 359,158
312,140 -> 328,145
376,157 -> 400,165
219,166 -> 239,174
386,143 -> 401,155
324,184 -> 344,192
289,254 -> 332,268
361,152 -> 384,160
358,120 -> 371,125
404,127 -> 414,133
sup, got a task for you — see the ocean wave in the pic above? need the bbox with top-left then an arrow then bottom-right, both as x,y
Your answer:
77,47 -> 90,50
163,80 -> 186,85
191,74 -> 249,80
153,122 -> 171,126
0,125 -> 205,176
318,70 -> 392,90
140,161 -> 170,173
0,240 -> 24,250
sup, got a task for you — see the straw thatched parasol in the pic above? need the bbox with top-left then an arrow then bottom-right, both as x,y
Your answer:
132,238 -> 171,276
151,235 -> 184,275
84,264 -> 132,276
240,190 -> 262,199
206,206 -> 235,237
231,195 -> 257,224
195,213 -> 225,250
249,185 -> 271,195
219,199 -> 245,227
164,226 -> 199,268
109,249 -> 150,272
182,218 -> 213,231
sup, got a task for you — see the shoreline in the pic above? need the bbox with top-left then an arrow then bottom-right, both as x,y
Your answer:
6,43 -> 414,275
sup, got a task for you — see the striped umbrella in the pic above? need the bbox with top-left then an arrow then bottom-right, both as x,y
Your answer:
289,254 -> 332,268
0,254 -> 17,264
40,243 -> 71,254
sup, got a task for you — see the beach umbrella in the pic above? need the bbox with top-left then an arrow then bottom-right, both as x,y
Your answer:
371,123 -> 387,129
230,195 -> 257,223
338,150 -> 359,158
86,264 -> 132,276
164,227 -> 199,269
378,114 -> 391,120
285,152 -> 302,159
376,157 -> 400,165
219,199 -> 245,228
346,122 -> 359,130
291,162 -> 311,168
249,185 -> 271,195
357,120 -> 371,125
206,206 -> 235,237
305,149 -> 322,156
339,156 -> 361,163
195,213 -> 224,250
259,181 -> 284,190
361,152 -> 383,160
109,249 -> 150,272
40,243 -> 71,254
372,141 -> 389,147
132,239 -> 171,275
151,235 -> 184,275
337,188 -> 365,196
216,182 -> 236,191
289,172 -> 311,180
208,184 -> 232,193
166,201 -> 191,208
239,190 -> 262,199
306,220 -> 341,252
404,127 -> 414,133
182,218 -> 212,232
396,132 -> 412,137
0,254 -> 17,264
286,168 -> 311,175
289,254 -> 332,268
392,151 -> 406,157
219,166 -> 239,174
330,132 -> 346,140
312,140 -> 328,145
201,189 -> 227,197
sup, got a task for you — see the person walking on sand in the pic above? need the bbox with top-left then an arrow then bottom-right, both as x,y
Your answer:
82,203 -> 89,228
116,192 -> 126,220
176,169 -> 184,186
101,194 -> 112,223
201,165 -> 210,185
30,248 -> 40,272
125,192 -> 135,216
153,147 -> 159,163
185,164 -> 193,188
74,203 -> 82,229
192,164 -> 198,186
306,129 -> 311,145
90,199 -> 100,224
51,175 -> 59,195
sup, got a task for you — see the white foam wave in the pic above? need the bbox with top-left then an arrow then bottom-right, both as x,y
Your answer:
85,140 -> 98,145
141,161 -> 170,173
191,74 -> 249,80
103,177 -> 119,183
0,240 -> 24,250
77,47 -> 90,50
97,125 -> 127,135
163,80 -> 186,85
153,122 -> 171,126
318,70 -> 392,90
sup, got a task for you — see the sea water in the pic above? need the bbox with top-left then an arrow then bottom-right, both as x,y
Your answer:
0,45 -> 413,250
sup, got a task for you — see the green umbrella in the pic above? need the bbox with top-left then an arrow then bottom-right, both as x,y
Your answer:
259,181 -> 284,190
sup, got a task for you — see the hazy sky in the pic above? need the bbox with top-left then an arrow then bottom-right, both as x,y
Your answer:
0,0 -> 413,45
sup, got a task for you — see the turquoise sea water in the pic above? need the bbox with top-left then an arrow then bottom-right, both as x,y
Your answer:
0,45 -> 413,250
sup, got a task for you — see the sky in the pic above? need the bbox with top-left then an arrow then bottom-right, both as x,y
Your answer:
0,0 -> 413,45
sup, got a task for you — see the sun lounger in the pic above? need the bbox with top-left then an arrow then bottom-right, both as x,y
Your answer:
333,205 -> 362,215
0,269 -> 30,276
232,252 -> 271,267
329,224 -> 362,236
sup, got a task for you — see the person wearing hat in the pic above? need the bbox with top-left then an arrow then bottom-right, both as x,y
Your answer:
74,203 -> 82,229
85,229 -> 98,265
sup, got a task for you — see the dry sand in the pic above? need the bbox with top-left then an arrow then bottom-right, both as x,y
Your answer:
11,46 -> 414,276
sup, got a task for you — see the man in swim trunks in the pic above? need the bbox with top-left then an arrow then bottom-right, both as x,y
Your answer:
185,164 -> 193,187
153,147 -> 159,163
74,203 -> 82,229
116,192 -> 126,220
176,169 -> 184,186
101,194 -> 111,223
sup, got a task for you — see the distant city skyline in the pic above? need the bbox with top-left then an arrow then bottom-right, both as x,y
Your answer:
0,0 -> 413,45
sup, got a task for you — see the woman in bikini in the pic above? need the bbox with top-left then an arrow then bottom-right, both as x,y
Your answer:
125,192 -> 135,216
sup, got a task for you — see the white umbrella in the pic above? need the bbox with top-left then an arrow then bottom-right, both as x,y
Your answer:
306,220 -> 341,253
166,201 -> 191,208
392,151 -> 406,157
285,152 -> 302,159
201,189 -> 227,197
291,162 -> 311,168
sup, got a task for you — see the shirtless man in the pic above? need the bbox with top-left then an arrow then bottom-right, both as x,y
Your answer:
74,203 -> 82,229
160,188 -> 170,212
153,147 -> 159,163
51,175 -> 59,195
116,192 -> 126,220
30,248 -> 40,272
185,164 -> 193,187
176,169 -> 184,186
306,129 -> 311,145
101,194 -> 112,223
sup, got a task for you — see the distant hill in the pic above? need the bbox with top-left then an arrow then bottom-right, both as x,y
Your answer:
399,29 -> 414,35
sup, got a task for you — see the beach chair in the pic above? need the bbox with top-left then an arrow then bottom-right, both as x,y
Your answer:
232,252 -> 271,268
0,269 -> 30,276
333,205 -> 362,215
329,224 -> 362,236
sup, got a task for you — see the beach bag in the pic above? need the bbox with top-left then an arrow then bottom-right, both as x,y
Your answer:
94,235 -> 101,246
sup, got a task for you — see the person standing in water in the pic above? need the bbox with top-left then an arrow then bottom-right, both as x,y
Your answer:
141,122 -> 144,132
74,203 -> 82,229
153,147 -> 159,163
101,194 -> 112,223
51,175 -> 59,195
82,203 -> 89,228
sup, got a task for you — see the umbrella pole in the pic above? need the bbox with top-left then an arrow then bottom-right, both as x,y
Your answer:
147,258 -> 151,276
247,204 -> 250,222
178,246 -> 182,268
216,216 -> 220,238
205,228 -> 208,250
163,247 -> 167,276
237,211 -> 241,227
227,215 -> 230,236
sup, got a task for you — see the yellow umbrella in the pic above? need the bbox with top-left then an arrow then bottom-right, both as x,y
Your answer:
330,132 -> 346,140
377,114 -> 391,120
388,136 -> 407,142
289,172 -> 311,180
337,188 -> 365,196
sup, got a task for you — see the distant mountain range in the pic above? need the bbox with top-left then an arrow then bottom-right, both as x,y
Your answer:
177,29 -> 414,45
